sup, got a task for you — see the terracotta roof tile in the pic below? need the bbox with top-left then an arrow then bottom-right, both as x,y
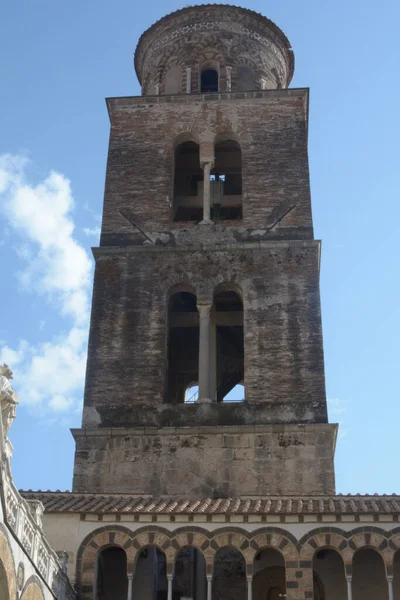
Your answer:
19,491 -> 400,515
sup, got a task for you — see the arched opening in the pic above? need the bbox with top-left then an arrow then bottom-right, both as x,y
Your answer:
211,140 -> 242,221
352,548 -> 388,600
313,548 -> 346,600
393,549 -> 400,600
173,547 -> 207,600
253,549 -> 285,600
132,546 -> 168,600
185,384 -> 199,403
213,547 -> 246,600
173,141 -> 203,221
0,559 -> 10,600
166,291 -> 199,404
214,290 -> 244,402
96,546 -> 127,600
201,69 -> 218,93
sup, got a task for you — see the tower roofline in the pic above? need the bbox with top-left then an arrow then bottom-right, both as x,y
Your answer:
134,3 -> 294,85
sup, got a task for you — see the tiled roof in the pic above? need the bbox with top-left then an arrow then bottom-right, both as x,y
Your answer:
20,492 -> 400,515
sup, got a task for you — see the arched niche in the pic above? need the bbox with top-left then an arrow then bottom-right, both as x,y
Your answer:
213,546 -> 246,600
164,64 -> 182,94
211,139 -> 242,221
313,548 -> 346,600
173,141 -> 203,222
165,290 -> 199,403
352,548 -> 388,600
173,547 -> 207,600
132,546 -> 168,600
96,546 -> 128,600
253,548 -> 285,600
214,289 -> 244,402
235,65 -> 256,91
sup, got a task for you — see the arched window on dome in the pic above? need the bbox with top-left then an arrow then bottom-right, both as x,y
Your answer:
201,68 -> 219,93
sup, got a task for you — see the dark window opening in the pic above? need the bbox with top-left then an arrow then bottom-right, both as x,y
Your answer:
211,140 -> 242,221
96,547 -> 127,600
173,547 -> 207,600
215,291 -> 244,402
132,547 -> 168,600
201,69 -> 218,93
165,291 -> 199,404
173,141 -> 203,222
213,547 -> 246,600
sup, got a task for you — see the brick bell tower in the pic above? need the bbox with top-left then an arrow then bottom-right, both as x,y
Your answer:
72,5 -> 337,497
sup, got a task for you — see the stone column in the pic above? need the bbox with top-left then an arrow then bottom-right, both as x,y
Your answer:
155,83 -> 160,96
346,575 -> 353,600
186,67 -> 192,94
127,574 -> 133,600
197,303 -> 212,402
167,575 -> 173,600
247,576 -> 253,600
201,161 -> 213,223
387,576 -> 394,600
226,66 -> 232,92
207,575 -> 212,600
210,308 -> 217,401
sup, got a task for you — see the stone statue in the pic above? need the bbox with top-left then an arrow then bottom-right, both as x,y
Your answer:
0,363 -> 19,468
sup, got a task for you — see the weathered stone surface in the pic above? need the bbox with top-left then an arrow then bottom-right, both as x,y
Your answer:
72,424 -> 336,496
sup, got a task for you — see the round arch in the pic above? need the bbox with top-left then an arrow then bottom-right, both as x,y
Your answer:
20,576 -> 45,600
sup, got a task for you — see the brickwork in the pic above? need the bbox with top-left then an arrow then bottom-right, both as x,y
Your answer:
102,91 -> 312,239
134,5 -> 294,95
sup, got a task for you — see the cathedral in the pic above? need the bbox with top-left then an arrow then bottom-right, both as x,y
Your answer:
1,5 -> 400,600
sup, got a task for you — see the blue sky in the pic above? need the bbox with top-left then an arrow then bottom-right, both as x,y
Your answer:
1,0 -> 399,495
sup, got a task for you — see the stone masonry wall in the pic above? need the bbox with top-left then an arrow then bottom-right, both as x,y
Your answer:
101,90 -> 312,244
72,424 -> 336,495
81,241 -> 326,426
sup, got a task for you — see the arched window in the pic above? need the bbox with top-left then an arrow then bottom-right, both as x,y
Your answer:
213,547 -> 246,600
96,547 -> 128,600
166,290 -> 199,403
132,547 -> 168,600
173,141 -> 203,221
214,290 -> 244,402
313,548 -> 346,600
253,549 -> 285,600
173,547 -> 207,599
212,139 -> 242,220
201,69 -> 218,92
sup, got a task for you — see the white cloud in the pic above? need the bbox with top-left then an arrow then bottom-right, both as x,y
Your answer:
83,226 -> 101,237
0,153 -> 92,414
0,154 -> 92,324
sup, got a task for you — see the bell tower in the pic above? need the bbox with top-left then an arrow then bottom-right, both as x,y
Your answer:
72,5 -> 337,497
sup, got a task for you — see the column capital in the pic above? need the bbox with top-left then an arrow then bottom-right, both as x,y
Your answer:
206,574 -> 213,581
387,575 -> 394,582
197,302 -> 212,315
346,575 -> 353,582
